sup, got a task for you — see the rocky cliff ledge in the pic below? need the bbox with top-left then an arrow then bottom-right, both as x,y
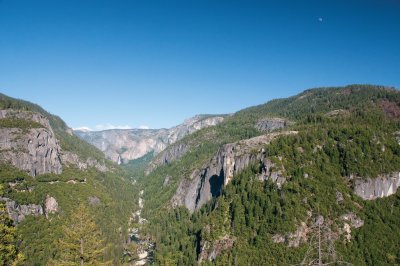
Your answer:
0,109 -> 62,176
351,172 -> 400,200
171,131 -> 298,212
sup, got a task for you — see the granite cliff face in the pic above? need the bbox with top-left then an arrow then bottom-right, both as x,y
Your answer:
145,142 -> 189,174
255,117 -> 287,132
171,131 -> 297,212
350,172 -> 400,200
0,109 -> 63,176
0,109 -> 107,176
75,115 -> 225,164
145,117 -> 288,175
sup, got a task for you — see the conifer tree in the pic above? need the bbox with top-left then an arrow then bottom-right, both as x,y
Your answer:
0,185 -> 24,265
53,203 -> 109,265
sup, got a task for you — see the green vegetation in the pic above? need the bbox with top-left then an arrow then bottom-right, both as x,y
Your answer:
136,85 -> 400,265
122,151 -> 155,177
0,185 -> 24,266
0,94 -> 141,264
51,203 -> 110,265
0,118 -> 43,132
1,85 -> 400,264
7,166 -> 140,265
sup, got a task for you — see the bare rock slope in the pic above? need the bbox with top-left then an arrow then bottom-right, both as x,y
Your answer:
0,109 -> 62,176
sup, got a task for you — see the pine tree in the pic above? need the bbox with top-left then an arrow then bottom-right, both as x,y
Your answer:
52,203 -> 110,265
0,185 -> 24,265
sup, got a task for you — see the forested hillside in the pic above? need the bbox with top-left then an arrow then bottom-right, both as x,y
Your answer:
138,85 -> 400,265
1,85 -> 399,265
0,93 -> 139,264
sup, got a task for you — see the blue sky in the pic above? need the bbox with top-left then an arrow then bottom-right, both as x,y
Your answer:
1,0 -> 399,130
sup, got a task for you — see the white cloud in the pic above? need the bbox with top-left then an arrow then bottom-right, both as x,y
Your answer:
74,124 -> 150,131
95,124 -> 133,130
73,126 -> 92,132
138,125 -> 150,129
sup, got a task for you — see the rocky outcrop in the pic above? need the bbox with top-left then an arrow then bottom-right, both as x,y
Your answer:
336,191 -> 344,203
88,196 -> 101,205
340,213 -> 364,242
44,195 -> 58,217
0,109 -> 106,176
171,131 -> 297,212
145,142 -> 189,174
350,172 -> 400,200
61,151 -> 107,172
287,221 -> 310,247
0,109 -> 63,176
272,213 -> 364,247
163,175 -> 171,187
272,213 -> 316,247
1,198 -> 44,224
255,117 -> 287,132
0,195 -> 60,223
75,115 -> 225,164
199,235 -> 235,262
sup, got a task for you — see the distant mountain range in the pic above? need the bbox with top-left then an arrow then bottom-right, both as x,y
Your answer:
74,114 -> 227,164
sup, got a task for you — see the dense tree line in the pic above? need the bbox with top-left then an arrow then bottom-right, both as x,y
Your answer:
138,85 -> 400,265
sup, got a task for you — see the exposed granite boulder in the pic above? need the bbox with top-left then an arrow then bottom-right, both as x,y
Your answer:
44,195 -> 58,217
350,172 -> 400,200
340,213 -> 364,242
0,109 -> 63,176
75,114 -> 225,164
88,196 -> 101,205
163,175 -> 171,187
336,191 -> 344,203
255,117 -> 287,132
171,131 -> 297,212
